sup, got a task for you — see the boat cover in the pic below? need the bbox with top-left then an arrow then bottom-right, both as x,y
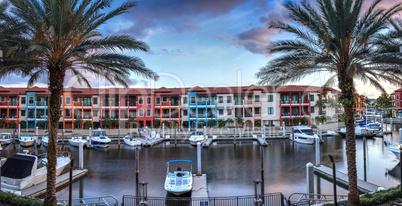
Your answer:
1,155 -> 35,179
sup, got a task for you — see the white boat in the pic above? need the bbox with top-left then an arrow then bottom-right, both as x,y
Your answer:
289,126 -> 318,144
41,132 -> 49,147
19,134 -> 36,147
124,135 -> 142,147
339,126 -> 377,138
88,129 -> 111,148
164,160 -> 193,196
189,132 -> 204,146
68,134 -> 87,147
384,141 -> 401,160
1,151 -> 71,193
0,133 -> 13,145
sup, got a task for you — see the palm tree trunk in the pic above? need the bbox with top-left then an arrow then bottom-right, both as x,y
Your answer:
44,67 -> 65,206
339,76 -> 360,206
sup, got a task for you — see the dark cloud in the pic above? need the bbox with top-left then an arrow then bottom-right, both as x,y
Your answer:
231,1 -> 289,55
107,0 -> 251,38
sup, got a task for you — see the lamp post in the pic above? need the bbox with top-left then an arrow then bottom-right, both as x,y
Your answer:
329,155 -> 337,206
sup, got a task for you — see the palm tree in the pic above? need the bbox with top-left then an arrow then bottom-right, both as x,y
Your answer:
256,0 -> 402,204
0,1 -> 158,204
235,117 -> 243,127
315,99 -> 326,115
225,118 -> 234,126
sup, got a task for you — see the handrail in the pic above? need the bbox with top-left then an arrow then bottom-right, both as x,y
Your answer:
288,192 -> 347,205
58,195 -> 118,206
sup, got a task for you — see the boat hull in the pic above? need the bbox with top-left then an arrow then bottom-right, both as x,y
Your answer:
0,139 -> 13,145
69,140 -> 87,147
20,141 -> 34,147
124,139 -> 141,147
339,132 -> 376,138
190,140 -> 203,146
91,139 -> 110,148
165,188 -> 192,196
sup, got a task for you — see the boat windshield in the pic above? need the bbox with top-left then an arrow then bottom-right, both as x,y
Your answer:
300,129 -> 315,135
93,131 -> 106,137
1,135 -> 9,139
191,132 -> 203,135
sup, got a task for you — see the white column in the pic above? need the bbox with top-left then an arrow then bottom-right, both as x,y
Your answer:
282,121 -> 285,136
197,142 -> 202,175
263,125 -> 266,138
162,123 -> 165,138
36,126 -> 38,136
319,123 -> 322,140
316,137 -> 320,166
203,126 -> 206,142
79,141 -> 84,170
18,123 -> 21,138
306,162 -> 314,198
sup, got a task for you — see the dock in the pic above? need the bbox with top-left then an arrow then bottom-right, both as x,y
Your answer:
22,169 -> 88,197
142,138 -> 164,147
314,165 -> 383,193
257,137 -> 268,146
202,138 -> 213,148
191,174 -> 209,206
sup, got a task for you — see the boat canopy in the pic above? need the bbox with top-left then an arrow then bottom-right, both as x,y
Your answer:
168,160 -> 192,163
191,132 -> 203,135
1,154 -> 36,179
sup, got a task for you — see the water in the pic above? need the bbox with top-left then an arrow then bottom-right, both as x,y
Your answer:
1,126 -> 401,201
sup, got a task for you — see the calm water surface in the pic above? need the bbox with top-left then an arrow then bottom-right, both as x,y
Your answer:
2,126 -> 401,201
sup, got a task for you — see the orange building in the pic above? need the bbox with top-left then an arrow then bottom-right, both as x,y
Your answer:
354,95 -> 366,115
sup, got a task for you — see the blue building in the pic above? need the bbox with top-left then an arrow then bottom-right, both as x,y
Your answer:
26,90 -> 49,129
188,92 -> 217,128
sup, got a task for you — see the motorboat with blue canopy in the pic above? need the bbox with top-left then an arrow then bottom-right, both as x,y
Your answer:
189,132 -> 204,146
164,160 -> 193,196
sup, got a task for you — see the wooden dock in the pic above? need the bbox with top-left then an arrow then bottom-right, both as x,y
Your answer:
314,165 -> 383,193
191,174 -> 209,206
257,137 -> 268,147
22,169 -> 88,197
142,138 -> 164,147
202,139 -> 213,148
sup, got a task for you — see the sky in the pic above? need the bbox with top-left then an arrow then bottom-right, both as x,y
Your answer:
0,0 -> 400,98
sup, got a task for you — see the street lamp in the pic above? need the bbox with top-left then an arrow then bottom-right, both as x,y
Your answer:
329,155 -> 337,206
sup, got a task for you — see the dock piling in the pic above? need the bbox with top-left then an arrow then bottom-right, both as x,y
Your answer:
263,125 -> 266,138
306,162 -> 314,199
36,127 -> 38,136
260,146 -> 264,203
62,129 -> 65,145
197,142 -> 202,175
316,137 -> 320,166
363,137 -> 367,181
135,148 -> 140,201
118,130 -> 120,149
162,123 -> 165,138
282,121 -> 285,136
79,142 -> 84,170
69,159 -> 74,206
174,129 -> 177,148
319,123 -> 322,141
381,116 -> 384,134
253,179 -> 262,206
203,126 -> 206,143
328,155 -> 337,206
399,128 -> 402,145
391,118 -> 393,135
18,123 -> 20,139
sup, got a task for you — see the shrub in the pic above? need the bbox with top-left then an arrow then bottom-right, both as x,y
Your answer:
36,121 -> 47,129
20,120 -> 27,128
153,120 -> 161,128
93,121 -> 100,129
0,191 -> 43,206
182,121 -> 189,128
59,122 -> 63,129
7,121 -> 17,129
84,121 -> 93,129
207,119 -> 217,127
254,120 -> 261,127
198,121 -> 205,128
74,119 -> 82,129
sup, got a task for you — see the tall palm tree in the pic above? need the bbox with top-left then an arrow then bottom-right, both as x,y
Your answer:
256,0 -> 402,204
0,0 -> 158,205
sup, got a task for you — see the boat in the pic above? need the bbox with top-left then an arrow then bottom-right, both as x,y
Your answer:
1,151 -> 71,193
124,135 -> 142,147
164,160 -> 193,196
68,133 -> 87,147
384,141 -> 401,160
356,120 -> 381,131
41,132 -> 49,147
0,133 -> 13,145
19,134 -> 36,147
338,126 -> 377,138
289,126 -> 318,144
88,129 -> 111,148
188,131 -> 204,146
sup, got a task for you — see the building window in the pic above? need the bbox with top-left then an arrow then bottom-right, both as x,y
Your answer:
73,97 -> 78,102
93,110 -> 98,117
146,97 -> 151,104
183,97 -> 188,104
138,97 -> 143,104
156,97 -> 161,104
21,97 -> 26,104
162,97 -> 167,102
247,95 -> 252,100
255,108 -> 260,114
268,107 -> 273,114
227,96 -> 231,103
191,97 -> 196,104
21,110 -> 25,116
197,96 -> 203,102
183,110 -> 188,116
219,109 -> 224,115
227,109 -> 232,115
398,102 -> 400,107
219,96 -> 223,103
66,97 -> 71,105
255,95 -> 260,102
29,97 -> 34,104
397,95 -> 399,100
309,95 -> 314,101
311,107 -> 315,113
146,109 -> 151,117
65,109 -> 71,117
0,97 -> 5,102
139,109 -> 144,116
268,95 -> 273,102
93,97 -> 98,104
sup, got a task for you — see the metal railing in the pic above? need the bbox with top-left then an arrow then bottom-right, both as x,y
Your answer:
58,195 -> 119,206
287,193 -> 347,206
122,193 -> 285,206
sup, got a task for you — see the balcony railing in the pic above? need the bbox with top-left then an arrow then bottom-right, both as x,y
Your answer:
280,100 -> 310,105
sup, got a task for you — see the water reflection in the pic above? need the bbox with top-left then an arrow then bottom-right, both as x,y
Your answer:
1,127 -> 401,201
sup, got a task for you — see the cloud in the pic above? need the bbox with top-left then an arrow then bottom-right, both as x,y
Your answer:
148,48 -> 193,56
228,1 -> 289,55
106,0 -> 251,39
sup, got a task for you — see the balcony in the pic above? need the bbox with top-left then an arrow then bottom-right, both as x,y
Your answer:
74,115 -> 82,119
36,101 -> 47,106
162,102 -> 170,106
280,99 -> 310,105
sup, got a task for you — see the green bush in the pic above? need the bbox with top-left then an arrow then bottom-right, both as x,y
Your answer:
254,120 -> 261,127
36,121 -> 47,129
93,121 -> 100,129
7,121 -> 17,129
198,121 -> 205,128
20,120 -> 27,128
84,121 -> 93,129
207,119 -> 217,127
0,191 -> 43,206
153,119 -> 161,128
182,121 -> 189,128
58,121 -> 63,129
